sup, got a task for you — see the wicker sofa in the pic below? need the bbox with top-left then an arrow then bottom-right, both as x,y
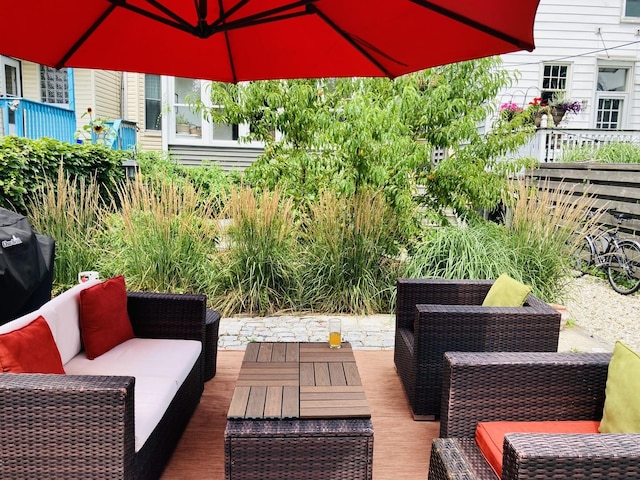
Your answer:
429,351 -> 640,480
394,278 -> 561,419
0,279 -> 220,480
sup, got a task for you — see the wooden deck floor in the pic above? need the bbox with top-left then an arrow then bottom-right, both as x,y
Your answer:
161,350 -> 439,480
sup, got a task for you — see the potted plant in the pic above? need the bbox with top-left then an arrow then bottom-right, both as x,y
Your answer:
499,101 -> 524,121
176,114 -> 190,134
549,94 -> 582,125
524,97 -> 551,127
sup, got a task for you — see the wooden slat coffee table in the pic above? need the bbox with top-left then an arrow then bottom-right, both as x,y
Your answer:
225,342 -> 374,480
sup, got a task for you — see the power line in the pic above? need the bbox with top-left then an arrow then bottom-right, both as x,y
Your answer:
505,39 -> 640,67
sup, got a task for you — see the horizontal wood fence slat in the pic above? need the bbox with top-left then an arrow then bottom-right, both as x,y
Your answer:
530,162 -> 640,235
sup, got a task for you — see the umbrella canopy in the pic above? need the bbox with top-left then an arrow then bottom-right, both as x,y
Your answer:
1,0 -> 540,82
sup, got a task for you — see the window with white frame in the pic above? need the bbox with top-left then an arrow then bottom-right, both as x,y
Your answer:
145,74 -> 162,131
40,66 -> 68,105
174,77 -> 202,137
624,0 -> 640,18
172,77 -> 238,141
540,64 -> 568,105
595,66 -> 629,129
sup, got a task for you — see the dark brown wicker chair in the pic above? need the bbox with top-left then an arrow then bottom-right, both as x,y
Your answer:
429,351 -> 640,480
394,278 -> 561,419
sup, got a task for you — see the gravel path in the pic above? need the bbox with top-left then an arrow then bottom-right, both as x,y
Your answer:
564,275 -> 640,352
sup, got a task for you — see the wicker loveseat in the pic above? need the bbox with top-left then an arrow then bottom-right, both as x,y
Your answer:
429,351 -> 640,480
0,279 -> 220,480
394,278 -> 561,419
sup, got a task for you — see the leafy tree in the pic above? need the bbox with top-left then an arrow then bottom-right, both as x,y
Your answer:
194,57 -> 535,233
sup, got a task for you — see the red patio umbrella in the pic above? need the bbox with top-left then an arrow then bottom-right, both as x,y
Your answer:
1,0 -> 540,82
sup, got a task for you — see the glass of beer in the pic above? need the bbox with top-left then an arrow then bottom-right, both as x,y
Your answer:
329,318 -> 341,349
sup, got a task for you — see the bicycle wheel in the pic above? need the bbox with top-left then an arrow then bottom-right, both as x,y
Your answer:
572,236 -> 595,277
607,240 -> 640,295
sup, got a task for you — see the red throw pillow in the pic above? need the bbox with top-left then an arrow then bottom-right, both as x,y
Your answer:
80,275 -> 135,359
0,316 -> 65,373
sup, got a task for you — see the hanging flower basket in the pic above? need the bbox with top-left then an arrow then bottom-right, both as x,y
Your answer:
551,106 -> 566,126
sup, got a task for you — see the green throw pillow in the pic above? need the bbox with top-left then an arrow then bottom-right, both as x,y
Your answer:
482,273 -> 532,307
599,341 -> 640,433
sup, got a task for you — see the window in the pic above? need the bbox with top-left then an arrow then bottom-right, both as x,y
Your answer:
174,77 -> 203,137
40,66 -> 68,105
624,0 -> 640,17
541,64 -> 568,105
2,58 -> 20,97
595,67 -> 629,129
171,77 -> 238,141
145,74 -> 162,130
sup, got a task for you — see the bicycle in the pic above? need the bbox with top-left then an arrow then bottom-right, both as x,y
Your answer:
574,210 -> 640,295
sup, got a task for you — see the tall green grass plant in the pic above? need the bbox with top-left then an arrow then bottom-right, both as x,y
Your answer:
27,167 -> 107,292
299,190 -> 402,313
406,179 -> 602,303
559,142 -> 640,163
98,178 -> 218,294
211,187 -> 301,315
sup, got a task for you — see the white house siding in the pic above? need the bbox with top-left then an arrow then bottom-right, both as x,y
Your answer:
21,62 -> 40,100
94,70 -> 122,120
73,69 -> 95,130
124,72 -> 162,152
500,0 -> 640,129
168,144 -> 263,171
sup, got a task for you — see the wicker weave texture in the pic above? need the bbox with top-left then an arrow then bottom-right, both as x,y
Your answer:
394,278 -> 561,419
205,308 -> 221,380
0,291 -> 209,480
428,351 -> 640,480
225,419 -> 374,480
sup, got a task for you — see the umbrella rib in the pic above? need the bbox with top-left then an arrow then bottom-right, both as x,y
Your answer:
56,3 -> 118,68
409,0 -> 535,50
217,0 -> 238,83
208,0 -> 313,35
210,0 -> 251,30
309,4 -> 395,77
100,0 -> 197,35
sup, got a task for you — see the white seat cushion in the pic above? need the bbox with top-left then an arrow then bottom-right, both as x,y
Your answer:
64,337 -> 201,451
1,280 -> 102,364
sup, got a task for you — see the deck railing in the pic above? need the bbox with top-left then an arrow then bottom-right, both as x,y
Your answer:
0,96 -> 76,143
512,127 -> 640,163
0,96 -> 137,150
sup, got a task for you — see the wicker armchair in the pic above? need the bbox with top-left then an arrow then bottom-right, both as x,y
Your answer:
429,351 -> 640,480
394,278 -> 561,419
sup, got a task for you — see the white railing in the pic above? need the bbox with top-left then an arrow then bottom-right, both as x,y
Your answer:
509,128 -> 640,163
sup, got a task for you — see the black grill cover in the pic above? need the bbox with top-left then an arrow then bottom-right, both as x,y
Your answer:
0,208 -> 55,324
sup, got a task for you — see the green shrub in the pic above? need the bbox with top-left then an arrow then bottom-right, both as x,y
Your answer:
405,179 -> 601,303
299,190 -> 402,314
559,142 -> 640,163
405,220 -> 511,280
0,136 -> 127,213
211,187 -> 301,315
136,151 -> 229,213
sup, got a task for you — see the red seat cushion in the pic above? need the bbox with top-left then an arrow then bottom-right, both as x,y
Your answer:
476,420 -> 601,478
0,316 -> 65,373
80,276 -> 134,359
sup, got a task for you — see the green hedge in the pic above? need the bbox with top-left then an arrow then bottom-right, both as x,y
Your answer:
0,136 -> 128,213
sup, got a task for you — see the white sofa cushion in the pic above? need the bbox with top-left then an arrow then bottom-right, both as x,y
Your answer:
64,337 -> 201,451
0,280 -> 101,365
46,279 -> 101,364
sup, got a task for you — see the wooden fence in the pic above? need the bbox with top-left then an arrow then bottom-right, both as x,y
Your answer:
531,162 -> 640,235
